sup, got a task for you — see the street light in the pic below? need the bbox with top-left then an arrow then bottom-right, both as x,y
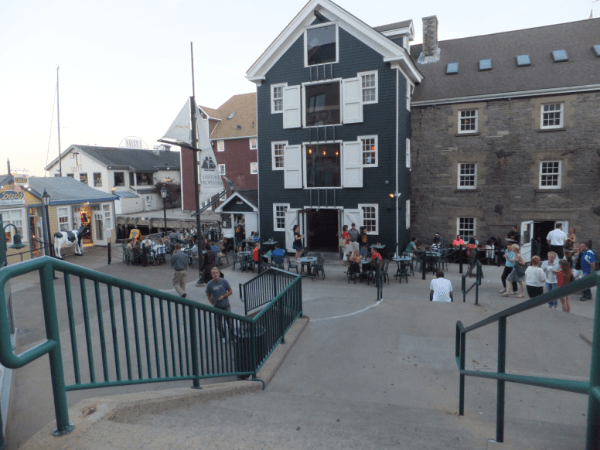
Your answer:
161,186 -> 168,237
42,188 -> 57,279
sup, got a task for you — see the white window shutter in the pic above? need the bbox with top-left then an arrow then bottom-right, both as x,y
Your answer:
342,78 -> 363,124
283,86 -> 301,129
342,141 -> 363,188
284,145 -> 302,189
343,209 -> 362,228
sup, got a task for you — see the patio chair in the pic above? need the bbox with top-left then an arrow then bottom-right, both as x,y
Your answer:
402,252 -> 415,276
311,254 -> 326,280
232,252 -> 243,271
124,247 -> 142,266
381,259 -> 391,285
347,262 -> 360,284
437,249 -> 450,271
272,254 -> 285,269
286,256 -> 299,274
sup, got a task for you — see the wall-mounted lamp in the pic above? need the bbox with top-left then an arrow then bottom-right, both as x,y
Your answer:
389,192 -> 401,199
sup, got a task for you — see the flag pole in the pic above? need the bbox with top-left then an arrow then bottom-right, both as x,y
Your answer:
190,42 -> 204,284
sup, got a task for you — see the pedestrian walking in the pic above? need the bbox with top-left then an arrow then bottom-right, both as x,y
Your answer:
293,225 -> 304,261
541,251 -> 560,308
557,260 -> 573,313
546,223 -> 567,259
205,267 -> 233,343
579,242 -> 596,301
347,223 -> 360,255
503,244 -> 525,298
499,244 -> 518,295
171,243 -> 189,298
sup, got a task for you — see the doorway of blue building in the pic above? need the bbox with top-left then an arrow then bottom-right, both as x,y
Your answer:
306,209 -> 338,252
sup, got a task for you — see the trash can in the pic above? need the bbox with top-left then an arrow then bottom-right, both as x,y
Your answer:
233,323 -> 267,376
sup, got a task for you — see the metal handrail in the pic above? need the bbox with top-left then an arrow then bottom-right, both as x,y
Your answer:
239,268 -> 299,316
461,261 -> 482,304
455,273 -> 600,448
0,257 -> 302,442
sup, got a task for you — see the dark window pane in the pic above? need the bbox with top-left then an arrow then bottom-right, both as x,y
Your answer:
306,144 -> 341,188
114,172 -> 125,186
307,25 -> 336,65
305,82 -> 340,126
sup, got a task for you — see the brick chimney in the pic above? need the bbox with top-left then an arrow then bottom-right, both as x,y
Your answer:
422,16 -> 439,58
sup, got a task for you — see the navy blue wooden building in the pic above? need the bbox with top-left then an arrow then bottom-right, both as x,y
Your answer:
246,0 -> 422,253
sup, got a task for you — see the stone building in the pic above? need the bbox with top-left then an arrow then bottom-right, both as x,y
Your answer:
409,17 -> 600,260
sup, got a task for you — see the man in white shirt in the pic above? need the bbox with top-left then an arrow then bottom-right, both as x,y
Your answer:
430,271 -> 454,302
546,224 -> 567,259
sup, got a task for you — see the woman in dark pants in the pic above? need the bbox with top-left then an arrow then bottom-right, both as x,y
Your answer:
525,256 -> 546,298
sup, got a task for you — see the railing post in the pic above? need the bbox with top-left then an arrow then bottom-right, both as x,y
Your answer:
475,264 -> 480,306
585,277 -> 600,450
496,316 -> 506,443
39,261 -> 74,436
189,306 -> 201,389
459,329 -> 466,416
279,290 -> 286,344
459,246 -> 464,274
1,408 -> 6,450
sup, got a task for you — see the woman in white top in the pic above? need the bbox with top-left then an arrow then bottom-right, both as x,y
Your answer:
541,251 -> 560,308
430,271 -> 453,302
525,256 -> 546,298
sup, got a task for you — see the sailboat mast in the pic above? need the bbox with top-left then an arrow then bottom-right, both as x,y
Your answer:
57,66 -> 62,177
190,42 -> 203,284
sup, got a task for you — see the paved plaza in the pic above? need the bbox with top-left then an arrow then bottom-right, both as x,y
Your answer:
4,244 -> 596,449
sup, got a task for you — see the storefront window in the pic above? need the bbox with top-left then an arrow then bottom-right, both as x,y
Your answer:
1,209 -> 25,244
57,207 -> 70,232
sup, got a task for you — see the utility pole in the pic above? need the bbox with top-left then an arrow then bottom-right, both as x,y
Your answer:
57,66 -> 63,177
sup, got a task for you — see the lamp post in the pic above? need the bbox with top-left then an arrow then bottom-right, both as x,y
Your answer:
161,186 -> 168,237
3,223 -> 27,262
42,188 -> 57,279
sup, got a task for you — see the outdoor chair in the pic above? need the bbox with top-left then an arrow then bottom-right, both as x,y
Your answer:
124,247 -> 142,266
437,249 -> 450,271
402,252 -> 415,276
286,256 -> 299,274
272,254 -> 285,269
381,259 -> 391,285
141,245 -> 153,267
311,254 -> 326,280
347,262 -> 360,284
232,252 -> 243,271
154,246 -> 166,264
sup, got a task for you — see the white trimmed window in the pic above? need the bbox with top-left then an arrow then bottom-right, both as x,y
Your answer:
405,138 -> 411,169
250,162 -> 258,174
57,207 -> 71,232
459,109 -> 478,134
359,135 -> 377,167
405,200 -> 410,229
103,204 -> 112,231
271,83 -> 287,113
359,204 -> 379,234
457,217 -> 476,241
458,163 -> 477,189
1,209 -> 26,244
305,23 -> 338,67
271,141 -> 286,170
539,161 -> 562,189
249,138 -> 257,150
541,103 -> 564,129
217,140 -> 224,152
218,164 -> 226,176
358,71 -> 378,104
273,204 -> 289,231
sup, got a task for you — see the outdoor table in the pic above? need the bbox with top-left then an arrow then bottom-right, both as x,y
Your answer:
370,244 -> 385,250
298,256 -> 317,276
238,251 -> 252,271
262,240 -> 278,252
393,256 -> 412,282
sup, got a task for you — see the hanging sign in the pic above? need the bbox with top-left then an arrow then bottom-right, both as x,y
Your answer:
13,175 -> 28,186
0,190 -> 26,206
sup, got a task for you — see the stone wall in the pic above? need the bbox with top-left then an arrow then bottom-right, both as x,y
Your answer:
410,91 -> 600,246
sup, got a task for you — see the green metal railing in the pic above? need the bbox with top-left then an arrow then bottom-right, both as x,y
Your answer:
455,273 -> 600,449
461,261 -> 482,304
0,257 -> 302,442
239,268 -> 299,316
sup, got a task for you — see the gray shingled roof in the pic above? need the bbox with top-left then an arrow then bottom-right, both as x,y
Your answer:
409,18 -> 600,103
236,190 -> 258,208
45,145 -> 181,172
0,174 -> 13,187
373,20 -> 412,33
27,177 -> 118,205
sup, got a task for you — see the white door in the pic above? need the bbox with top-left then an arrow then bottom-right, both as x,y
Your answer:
285,209 -> 300,252
344,209 -> 362,229
245,213 -> 258,239
520,220 -> 534,263
93,211 -> 106,245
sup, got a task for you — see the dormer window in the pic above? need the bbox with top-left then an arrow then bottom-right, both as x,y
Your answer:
305,23 -> 338,66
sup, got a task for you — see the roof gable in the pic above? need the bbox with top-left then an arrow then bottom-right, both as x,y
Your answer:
26,176 -> 118,205
246,0 -> 422,83
215,191 -> 258,213
209,93 -> 257,140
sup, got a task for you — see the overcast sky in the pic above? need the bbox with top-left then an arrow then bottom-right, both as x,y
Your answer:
0,0 -> 595,177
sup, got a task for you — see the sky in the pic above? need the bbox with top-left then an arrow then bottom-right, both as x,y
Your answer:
0,0 -> 596,177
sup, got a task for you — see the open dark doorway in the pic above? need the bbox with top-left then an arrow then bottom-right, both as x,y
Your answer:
533,221 -> 555,260
306,209 -> 338,252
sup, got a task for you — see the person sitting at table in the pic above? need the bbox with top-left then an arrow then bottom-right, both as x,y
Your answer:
371,248 -> 383,267
272,243 -> 286,266
252,243 -> 261,263
348,250 -> 361,280
415,239 -> 425,251
431,237 -> 441,252
430,271 -> 454,302
452,235 -> 465,248
405,237 -> 417,254
155,238 -> 166,264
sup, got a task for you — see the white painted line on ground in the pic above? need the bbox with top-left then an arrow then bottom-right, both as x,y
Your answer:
311,299 -> 384,322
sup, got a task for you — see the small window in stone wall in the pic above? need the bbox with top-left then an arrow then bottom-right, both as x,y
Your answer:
458,163 -> 477,189
541,103 -> 564,129
457,217 -> 475,241
458,110 -> 478,133
539,161 -> 561,189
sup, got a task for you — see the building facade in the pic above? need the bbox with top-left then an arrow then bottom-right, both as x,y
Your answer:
409,17 -> 600,260
246,0 -> 422,252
